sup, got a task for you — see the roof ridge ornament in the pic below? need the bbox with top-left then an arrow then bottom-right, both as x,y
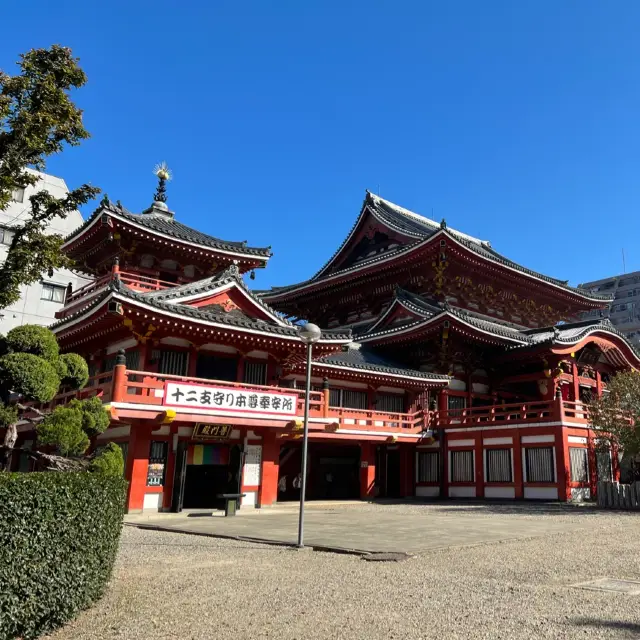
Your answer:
228,260 -> 240,277
440,218 -> 447,229
144,162 -> 175,219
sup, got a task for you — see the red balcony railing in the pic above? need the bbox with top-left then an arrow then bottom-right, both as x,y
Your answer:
29,367 -> 593,434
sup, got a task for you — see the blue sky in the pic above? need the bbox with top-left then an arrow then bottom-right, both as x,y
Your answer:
2,1 -> 639,290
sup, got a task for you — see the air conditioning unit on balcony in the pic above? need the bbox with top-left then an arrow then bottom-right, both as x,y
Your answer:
108,301 -> 123,315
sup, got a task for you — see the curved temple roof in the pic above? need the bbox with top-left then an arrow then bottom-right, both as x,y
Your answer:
261,191 -> 612,304
62,200 -> 272,261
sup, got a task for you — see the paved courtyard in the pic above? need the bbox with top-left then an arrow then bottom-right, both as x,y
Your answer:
50,503 -> 640,639
127,500 -> 616,554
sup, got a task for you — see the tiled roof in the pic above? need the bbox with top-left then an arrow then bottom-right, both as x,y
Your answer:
143,265 -> 292,326
63,200 -> 272,258
262,192 -> 612,303
51,277 -> 350,343
359,290 -> 530,344
315,344 -> 450,382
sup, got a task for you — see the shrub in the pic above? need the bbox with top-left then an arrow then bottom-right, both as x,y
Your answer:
5,325 -> 60,365
57,353 -> 89,389
0,473 -> 126,640
37,406 -> 90,456
71,396 -> 110,437
0,352 -> 60,403
90,442 -> 125,476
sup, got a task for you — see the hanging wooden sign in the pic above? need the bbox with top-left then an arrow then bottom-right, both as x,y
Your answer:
192,424 -> 233,440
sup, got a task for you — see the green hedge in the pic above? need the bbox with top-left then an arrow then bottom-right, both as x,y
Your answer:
0,473 -> 127,639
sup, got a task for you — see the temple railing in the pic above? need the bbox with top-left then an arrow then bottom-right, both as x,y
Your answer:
60,271 -> 178,317
29,368 -> 594,433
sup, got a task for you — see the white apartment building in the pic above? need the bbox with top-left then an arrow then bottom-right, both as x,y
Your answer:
579,271 -> 640,347
0,170 -> 89,333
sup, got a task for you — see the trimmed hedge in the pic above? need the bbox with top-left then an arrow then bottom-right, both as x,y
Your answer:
0,473 -> 127,639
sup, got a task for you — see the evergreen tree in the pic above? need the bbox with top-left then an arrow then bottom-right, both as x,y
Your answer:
0,45 -> 100,308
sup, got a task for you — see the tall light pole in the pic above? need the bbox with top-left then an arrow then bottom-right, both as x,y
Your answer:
297,322 -> 322,548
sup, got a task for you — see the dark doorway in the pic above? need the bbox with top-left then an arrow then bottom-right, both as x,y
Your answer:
385,448 -> 401,498
196,353 -> 238,382
277,443 -> 360,501
181,443 -> 243,510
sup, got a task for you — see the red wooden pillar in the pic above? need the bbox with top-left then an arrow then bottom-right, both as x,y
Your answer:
360,441 -> 376,499
512,429 -> 523,499
162,425 -> 178,510
258,430 -> 279,507
236,354 -> 246,383
111,350 -> 127,403
400,445 -> 414,497
125,422 -> 151,513
557,427 -> 571,502
474,434 -> 484,498
187,345 -> 198,378
571,362 -> 580,402
595,371 -> 603,398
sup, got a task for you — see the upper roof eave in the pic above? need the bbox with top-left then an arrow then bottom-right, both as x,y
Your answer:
61,201 -> 272,261
262,226 -> 611,306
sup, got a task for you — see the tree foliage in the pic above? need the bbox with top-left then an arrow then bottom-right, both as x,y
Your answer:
588,370 -> 640,458
0,45 -> 100,309
89,443 -> 124,476
0,325 -> 105,466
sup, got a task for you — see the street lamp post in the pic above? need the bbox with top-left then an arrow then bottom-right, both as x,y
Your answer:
296,322 -> 322,548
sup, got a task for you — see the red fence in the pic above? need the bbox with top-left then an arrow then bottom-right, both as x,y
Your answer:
33,367 -> 592,432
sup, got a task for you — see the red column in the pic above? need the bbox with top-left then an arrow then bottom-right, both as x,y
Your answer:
111,350 -> 127,403
595,371 -> 603,398
360,441 -> 376,499
512,430 -> 523,499
400,445 -> 414,497
571,362 -> 580,402
187,345 -> 198,378
125,422 -> 151,513
475,434 -> 484,498
258,430 -> 279,507
162,425 -> 178,510
557,427 -> 571,502
236,355 -> 246,383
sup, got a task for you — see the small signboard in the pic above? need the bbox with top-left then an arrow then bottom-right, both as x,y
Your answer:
192,424 -> 233,440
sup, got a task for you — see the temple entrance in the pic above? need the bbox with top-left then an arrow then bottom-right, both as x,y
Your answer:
277,442 -> 360,501
375,446 -> 402,498
181,443 -> 242,509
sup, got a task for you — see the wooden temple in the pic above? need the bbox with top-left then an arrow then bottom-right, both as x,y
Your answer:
14,186 -> 640,510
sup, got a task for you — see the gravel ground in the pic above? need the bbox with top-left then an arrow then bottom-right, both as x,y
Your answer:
48,505 -> 640,640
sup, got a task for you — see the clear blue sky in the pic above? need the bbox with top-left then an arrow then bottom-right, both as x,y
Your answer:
2,1 -> 639,290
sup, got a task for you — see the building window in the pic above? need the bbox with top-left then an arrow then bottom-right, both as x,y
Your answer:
41,283 -> 66,303
485,448 -> 512,483
0,227 -> 15,246
243,361 -> 267,386
447,395 -> 466,417
328,388 -> 368,409
11,187 -> 25,203
525,447 -> 555,483
450,450 -> 474,482
147,441 -> 168,486
596,450 -> 612,482
375,393 -> 404,413
159,350 -> 188,376
569,447 -> 589,483
417,451 -> 440,483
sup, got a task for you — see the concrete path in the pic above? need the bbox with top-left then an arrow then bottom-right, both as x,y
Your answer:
125,501 -> 603,554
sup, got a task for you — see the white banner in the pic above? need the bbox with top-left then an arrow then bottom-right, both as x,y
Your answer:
164,382 -> 298,416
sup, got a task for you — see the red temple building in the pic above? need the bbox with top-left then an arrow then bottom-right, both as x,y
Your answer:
14,185 -> 640,511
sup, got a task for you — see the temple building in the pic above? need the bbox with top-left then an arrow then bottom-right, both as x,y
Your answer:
15,182 -> 640,511
261,191 -> 640,502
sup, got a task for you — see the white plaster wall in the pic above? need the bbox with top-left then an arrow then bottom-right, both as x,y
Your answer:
0,170 -> 89,333
484,486 -> 515,499
523,487 -> 558,500
448,486 -> 476,498
143,493 -> 163,511
415,486 -> 439,497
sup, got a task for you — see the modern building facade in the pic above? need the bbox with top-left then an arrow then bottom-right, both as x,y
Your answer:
578,271 -> 640,347
12,187 -> 640,511
0,170 -> 89,333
